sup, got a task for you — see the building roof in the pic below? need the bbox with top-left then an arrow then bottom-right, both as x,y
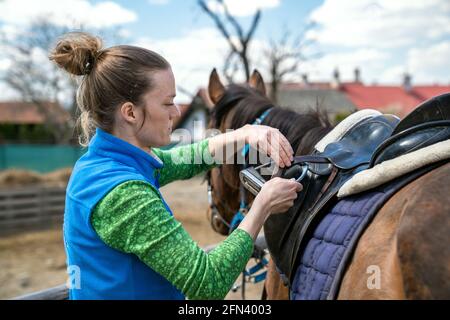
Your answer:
413,86 -> 450,100
278,82 -> 333,91
277,88 -> 357,117
340,83 -> 450,117
188,85 -> 356,122
0,101 -> 70,125
185,80 -> 450,124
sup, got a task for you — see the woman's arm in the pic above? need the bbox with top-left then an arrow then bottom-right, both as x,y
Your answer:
152,139 -> 217,187
152,124 -> 294,187
207,124 -> 294,168
91,180 -> 253,300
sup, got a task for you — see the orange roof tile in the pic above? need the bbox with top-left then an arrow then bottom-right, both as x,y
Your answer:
340,84 -> 450,117
0,101 -> 71,124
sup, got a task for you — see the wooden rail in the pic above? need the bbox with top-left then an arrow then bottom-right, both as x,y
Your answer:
13,285 -> 68,300
0,186 -> 66,234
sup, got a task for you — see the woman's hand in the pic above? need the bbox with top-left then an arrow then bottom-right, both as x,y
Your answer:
242,124 -> 294,168
208,124 -> 294,167
238,177 -> 302,240
254,177 -> 303,217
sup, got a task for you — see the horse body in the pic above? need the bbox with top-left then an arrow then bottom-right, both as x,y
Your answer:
206,69 -> 450,299
339,161 -> 450,299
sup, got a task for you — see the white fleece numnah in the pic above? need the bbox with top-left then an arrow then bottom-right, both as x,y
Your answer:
315,109 -> 382,153
338,139 -> 450,198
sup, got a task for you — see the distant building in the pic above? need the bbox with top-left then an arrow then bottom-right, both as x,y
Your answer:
0,101 -> 71,143
171,89 -> 213,144
327,69 -> 450,118
274,82 -> 357,122
340,82 -> 450,117
178,70 -> 450,143
272,70 -> 450,119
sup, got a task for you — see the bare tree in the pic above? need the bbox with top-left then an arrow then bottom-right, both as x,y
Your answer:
265,23 -> 320,104
0,17 -> 127,143
1,18 -> 77,143
198,0 -> 261,82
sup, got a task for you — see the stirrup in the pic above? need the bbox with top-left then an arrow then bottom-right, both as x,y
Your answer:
240,161 -> 308,196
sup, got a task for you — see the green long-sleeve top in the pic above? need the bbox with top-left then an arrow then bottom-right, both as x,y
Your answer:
90,139 -> 254,300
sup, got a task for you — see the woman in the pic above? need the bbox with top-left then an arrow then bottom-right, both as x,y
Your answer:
50,32 -> 301,300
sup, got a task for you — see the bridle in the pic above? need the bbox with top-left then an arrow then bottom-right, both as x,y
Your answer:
206,107 -> 274,235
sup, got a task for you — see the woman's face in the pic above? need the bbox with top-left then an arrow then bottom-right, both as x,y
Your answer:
137,68 -> 181,148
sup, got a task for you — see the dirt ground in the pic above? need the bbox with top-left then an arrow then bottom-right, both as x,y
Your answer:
0,177 -> 265,300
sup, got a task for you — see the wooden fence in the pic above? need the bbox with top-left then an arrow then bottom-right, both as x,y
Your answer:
0,185 -> 66,234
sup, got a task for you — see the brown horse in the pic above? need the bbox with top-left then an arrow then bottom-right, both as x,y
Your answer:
206,69 -> 450,300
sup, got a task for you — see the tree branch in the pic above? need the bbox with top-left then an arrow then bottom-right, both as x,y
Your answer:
198,0 -> 239,54
218,0 -> 245,42
198,0 -> 261,81
244,9 -> 261,45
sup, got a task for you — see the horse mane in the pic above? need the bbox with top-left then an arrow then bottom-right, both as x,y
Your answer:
210,83 -> 333,154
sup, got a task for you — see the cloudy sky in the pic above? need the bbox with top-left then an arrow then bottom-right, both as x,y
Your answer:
0,0 -> 449,103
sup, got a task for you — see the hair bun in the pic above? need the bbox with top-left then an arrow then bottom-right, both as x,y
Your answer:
50,32 -> 103,76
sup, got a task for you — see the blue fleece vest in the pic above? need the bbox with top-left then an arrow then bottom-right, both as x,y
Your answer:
64,128 -> 184,300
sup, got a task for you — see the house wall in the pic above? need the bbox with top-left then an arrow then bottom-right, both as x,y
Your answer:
171,109 -> 209,145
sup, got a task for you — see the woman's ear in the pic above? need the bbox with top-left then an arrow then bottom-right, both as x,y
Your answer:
208,68 -> 225,105
119,102 -> 138,124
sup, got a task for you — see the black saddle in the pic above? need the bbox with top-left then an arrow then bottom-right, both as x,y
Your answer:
241,92 -> 450,285
372,93 -> 450,166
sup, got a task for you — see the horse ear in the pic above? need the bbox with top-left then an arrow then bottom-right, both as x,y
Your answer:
208,68 -> 225,105
249,69 -> 266,96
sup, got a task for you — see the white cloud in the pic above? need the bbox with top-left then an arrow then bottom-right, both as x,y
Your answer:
0,0 -> 138,101
0,82 -> 21,101
136,28 -> 270,102
0,58 -> 11,71
408,41 -> 450,84
136,28 -> 229,102
307,0 -> 450,49
379,65 -> 408,84
207,0 -> 280,17
299,49 -> 391,83
302,0 -> 450,84
0,0 -> 137,29
377,42 -> 450,84
148,0 -> 170,5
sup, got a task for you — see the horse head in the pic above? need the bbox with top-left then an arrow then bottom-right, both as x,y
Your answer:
205,68 -> 332,236
206,68 -> 270,235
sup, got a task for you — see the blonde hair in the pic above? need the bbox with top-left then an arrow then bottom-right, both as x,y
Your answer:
49,32 -> 170,146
